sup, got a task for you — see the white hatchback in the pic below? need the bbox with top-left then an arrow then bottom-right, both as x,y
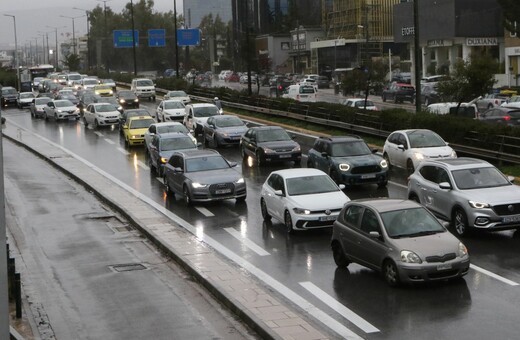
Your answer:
383,129 -> 456,175
260,168 -> 350,233
84,103 -> 121,128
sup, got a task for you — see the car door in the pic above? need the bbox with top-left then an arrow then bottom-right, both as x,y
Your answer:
241,129 -> 257,157
355,209 -> 388,270
170,154 -> 186,194
336,204 -> 364,260
204,117 -> 215,141
419,165 -> 453,219
149,135 -> 160,168
84,104 -> 93,125
384,132 -> 402,167
263,174 -> 285,222
393,133 -> 409,169
314,140 -> 331,172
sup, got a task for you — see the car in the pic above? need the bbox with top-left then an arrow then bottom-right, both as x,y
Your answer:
43,99 -> 80,121
55,93 -> 80,106
260,168 -> 350,233
225,73 -> 240,82
407,157 -> 520,237
218,70 -> 232,81
381,82 -> 415,104
131,78 -> 156,101
147,132 -> 198,176
1,87 -> 18,106
77,92 -> 101,115
30,97 -> 52,118
16,92 -> 35,109
163,90 -> 191,104
382,129 -> 456,175
119,108 -> 153,133
80,78 -> 99,91
307,136 -> 388,187
269,77 -> 293,98
478,106 -> 520,126
331,198 -> 470,287
122,115 -> 156,146
202,115 -> 248,147
476,93 -> 508,112
420,83 -> 441,106
96,96 -> 123,113
101,79 -> 116,91
501,95 -> 520,108
94,84 -> 114,97
341,98 -> 378,111
65,73 -> 82,87
32,77 -> 44,91
162,149 -> 247,205
316,76 -> 330,89
282,84 -> 317,102
156,100 -> 186,122
83,103 -> 121,128
117,90 -> 140,109
239,126 -> 301,166
144,122 -> 197,150
183,103 -> 222,136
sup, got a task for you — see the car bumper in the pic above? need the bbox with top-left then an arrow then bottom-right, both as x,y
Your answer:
136,92 -> 155,98
339,171 -> 388,186
97,117 -> 120,125
468,210 -> 520,231
163,115 -> 184,122
293,212 -> 341,230
127,137 -> 145,146
56,113 -> 80,120
263,152 -> 302,163
397,258 -> 470,283
190,184 -> 247,202
217,135 -> 242,145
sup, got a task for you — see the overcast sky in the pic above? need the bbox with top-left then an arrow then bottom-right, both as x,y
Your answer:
0,0 -> 183,50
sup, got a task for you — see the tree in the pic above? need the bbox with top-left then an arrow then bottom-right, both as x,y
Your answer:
62,54 -> 81,71
498,0 -> 520,36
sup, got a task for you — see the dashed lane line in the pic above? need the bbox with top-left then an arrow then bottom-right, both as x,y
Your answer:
195,207 -> 214,217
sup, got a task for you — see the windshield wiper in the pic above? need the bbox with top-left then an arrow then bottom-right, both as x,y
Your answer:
405,230 -> 442,237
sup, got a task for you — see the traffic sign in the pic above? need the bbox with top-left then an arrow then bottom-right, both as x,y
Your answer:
148,29 -> 166,47
113,30 -> 139,48
177,28 -> 201,46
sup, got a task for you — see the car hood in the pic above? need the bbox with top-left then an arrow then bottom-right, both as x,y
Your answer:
458,185 -> 520,204
56,106 -> 78,111
20,98 -> 34,103
185,168 -> 241,183
164,108 -> 185,116
333,154 -> 382,166
289,191 -> 349,210
258,140 -> 299,150
411,145 -> 453,158
128,128 -> 149,136
390,231 -> 460,258
217,126 -> 248,135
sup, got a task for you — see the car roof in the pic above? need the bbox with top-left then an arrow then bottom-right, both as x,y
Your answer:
128,116 -> 155,122
173,149 -> 220,159
155,132 -> 190,139
349,198 -> 421,213
249,125 -> 284,131
188,103 -> 216,108
391,128 -> 435,134
318,135 -> 362,142
151,121 -> 183,127
270,168 -> 327,179
419,157 -> 493,170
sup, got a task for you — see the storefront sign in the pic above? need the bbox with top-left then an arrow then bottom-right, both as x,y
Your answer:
466,37 -> 498,46
401,26 -> 415,36
427,39 -> 453,47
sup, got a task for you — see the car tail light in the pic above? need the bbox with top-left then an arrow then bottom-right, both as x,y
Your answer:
278,85 -> 282,90
495,99 -> 499,105
504,115 -> 511,121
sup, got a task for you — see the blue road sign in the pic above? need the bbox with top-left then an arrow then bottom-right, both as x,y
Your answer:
113,30 -> 139,48
177,28 -> 201,46
148,29 -> 166,47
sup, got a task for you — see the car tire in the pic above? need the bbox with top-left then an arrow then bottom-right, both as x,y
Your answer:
261,199 -> 271,221
331,241 -> 350,268
284,210 -> 293,234
183,185 -> 192,206
452,208 -> 469,237
383,260 -> 400,287
406,159 -> 415,175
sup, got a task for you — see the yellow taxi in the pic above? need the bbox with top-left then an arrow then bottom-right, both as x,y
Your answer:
94,84 -> 114,97
123,116 -> 156,146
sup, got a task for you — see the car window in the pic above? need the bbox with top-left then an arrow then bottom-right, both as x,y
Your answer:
397,134 -> 408,148
169,155 -> 183,170
185,155 -> 229,172
407,130 -> 445,148
451,167 -> 510,189
164,101 -> 185,109
215,116 -> 244,128
381,208 -> 445,238
342,205 -> 364,228
285,175 -> 338,196
157,125 -> 189,134
256,129 -> 291,142
330,141 -> 371,157
193,106 -> 219,117
360,209 -> 381,234
129,118 -> 155,129
160,137 -> 196,151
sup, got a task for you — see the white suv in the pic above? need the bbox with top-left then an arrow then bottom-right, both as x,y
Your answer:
131,78 -> 156,101
183,103 -> 221,135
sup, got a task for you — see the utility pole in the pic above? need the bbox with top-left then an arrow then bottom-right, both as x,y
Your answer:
173,0 -> 180,78
130,0 -> 138,75
73,7 -> 91,70
413,0 -> 421,113
97,0 -> 113,72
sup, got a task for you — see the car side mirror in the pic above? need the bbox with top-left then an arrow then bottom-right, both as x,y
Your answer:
321,151 -> 328,158
508,176 -> 515,183
439,182 -> 452,190
371,148 -> 379,154
398,144 -> 406,151
173,167 -> 183,173
369,231 -> 382,240
274,189 -> 284,197
338,184 -> 346,190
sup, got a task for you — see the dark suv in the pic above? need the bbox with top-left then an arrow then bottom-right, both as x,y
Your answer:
269,77 -> 293,98
382,82 -> 415,104
307,136 -> 388,187
1,86 -> 18,107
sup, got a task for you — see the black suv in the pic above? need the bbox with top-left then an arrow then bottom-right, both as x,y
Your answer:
269,77 -> 293,98
382,82 -> 415,104
240,126 -> 301,166
1,86 -> 18,107
307,136 -> 388,187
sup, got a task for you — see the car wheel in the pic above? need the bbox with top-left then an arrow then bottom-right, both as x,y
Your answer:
409,193 -> 420,203
406,159 -> 415,175
163,176 -> 174,196
382,94 -> 387,102
213,135 -> 219,148
383,260 -> 400,287
256,150 -> 264,166
452,208 -> 469,237
94,119 -> 99,128
261,199 -> 271,221
383,152 -> 392,169
183,185 -> 192,206
284,210 -> 293,234
331,241 -> 350,268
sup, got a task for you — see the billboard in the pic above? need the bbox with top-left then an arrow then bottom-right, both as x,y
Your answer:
113,30 -> 139,48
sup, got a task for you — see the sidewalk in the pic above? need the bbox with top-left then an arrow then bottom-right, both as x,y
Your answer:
2,121 -> 350,340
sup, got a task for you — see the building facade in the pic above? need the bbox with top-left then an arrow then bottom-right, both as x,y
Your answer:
183,0 -> 233,28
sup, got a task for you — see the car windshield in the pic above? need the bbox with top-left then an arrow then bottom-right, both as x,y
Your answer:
381,207 -> 445,238
286,175 -> 339,196
129,118 -> 155,129
137,80 -> 153,86
61,95 -> 77,100
164,101 -> 185,109
185,156 -> 230,172
451,167 -> 511,189
215,116 -> 244,128
83,79 -> 98,85
355,100 -> 375,108
119,91 -> 135,98
157,125 -> 189,134
127,110 -> 149,118
331,141 -> 371,157
3,88 -> 17,95
20,93 -> 34,99
161,137 -> 196,151
168,91 -> 187,97
36,98 -> 51,104
68,74 -> 81,81
96,85 -> 111,91
193,106 -> 219,117
256,129 -> 291,142
407,130 -> 445,148
299,86 -> 315,94
96,104 -> 116,112
55,100 -> 74,107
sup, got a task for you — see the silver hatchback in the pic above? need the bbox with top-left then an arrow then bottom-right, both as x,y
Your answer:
407,157 -> 520,237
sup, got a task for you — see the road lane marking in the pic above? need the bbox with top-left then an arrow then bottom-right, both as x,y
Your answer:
137,160 -> 149,170
224,227 -> 270,256
117,147 -> 130,155
104,138 -> 115,145
156,177 -> 164,184
300,281 -> 379,333
94,131 -> 104,137
471,264 -> 519,286
195,207 -> 214,217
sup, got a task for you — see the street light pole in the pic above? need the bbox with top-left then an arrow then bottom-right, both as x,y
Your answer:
130,0 -> 138,75
97,0 -> 113,72
4,14 -> 20,92
173,0 -> 180,78
73,7 -> 91,70
47,26 -> 65,71
60,14 -> 84,56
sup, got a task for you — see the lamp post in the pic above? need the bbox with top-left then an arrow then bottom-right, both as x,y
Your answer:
4,14 -> 20,92
37,31 -> 50,64
60,14 -> 85,55
173,0 -> 180,78
47,26 -> 65,71
97,0 -> 113,72
130,0 -> 138,75
73,7 -> 91,70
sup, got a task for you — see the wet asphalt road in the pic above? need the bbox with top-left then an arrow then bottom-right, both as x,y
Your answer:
3,101 -> 520,339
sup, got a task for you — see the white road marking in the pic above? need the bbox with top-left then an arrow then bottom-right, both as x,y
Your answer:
117,147 -> 130,155
224,228 -> 270,256
104,138 -> 115,145
156,177 -> 164,184
137,160 -> 149,170
300,281 -> 379,333
195,207 -> 214,217
471,264 -> 519,286
94,131 -> 104,137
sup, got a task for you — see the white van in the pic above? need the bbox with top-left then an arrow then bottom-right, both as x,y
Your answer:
131,78 -> 156,101
283,84 -> 317,103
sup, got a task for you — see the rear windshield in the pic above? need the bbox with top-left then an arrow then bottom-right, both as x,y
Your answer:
299,86 -> 315,94
193,106 -> 219,117
160,137 -> 196,151
137,80 -> 154,86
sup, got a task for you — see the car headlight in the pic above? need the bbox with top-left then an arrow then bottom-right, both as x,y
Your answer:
57,109 -> 63,113
458,242 -> 468,257
413,152 -> 425,161
400,250 -> 422,263
160,157 -> 168,164
120,99 -> 126,103
293,208 -> 311,215
292,145 -> 301,152
451,150 -> 457,158
339,163 -> 350,171
134,99 -> 139,102
221,132 -> 229,137
380,159 -> 388,168
191,182 -> 208,188
469,200 -> 490,209
263,147 -> 275,154
235,177 -> 244,184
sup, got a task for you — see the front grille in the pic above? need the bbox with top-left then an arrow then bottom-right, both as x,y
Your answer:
428,269 -> 459,280
295,220 -> 335,228
209,183 -> 235,195
425,253 -> 456,263
492,203 -> 520,216
308,208 -> 342,214
274,148 -> 294,153
351,165 -> 381,174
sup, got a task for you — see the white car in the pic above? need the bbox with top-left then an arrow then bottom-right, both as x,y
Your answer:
17,92 -> 35,109
163,90 -> 191,104
260,168 -> 350,233
342,98 -> 378,111
43,99 -> 80,121
144,121 -> 197,152
183,103 -> 222,136
382,129 -> 457,175
156,99 -> 186,122
30,97 -> 52,118
80,78 -> 99,90
501,95 -> 520,109
83,103 -> 121,128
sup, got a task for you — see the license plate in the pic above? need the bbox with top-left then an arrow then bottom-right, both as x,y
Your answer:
503,215 -> 520,223
279,154 -> 291,158
361,174 -> 376,179
215,189 -> 231,194
437,263 -> 452,271
319,215 -> 337,221
68,117 -> 76,121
